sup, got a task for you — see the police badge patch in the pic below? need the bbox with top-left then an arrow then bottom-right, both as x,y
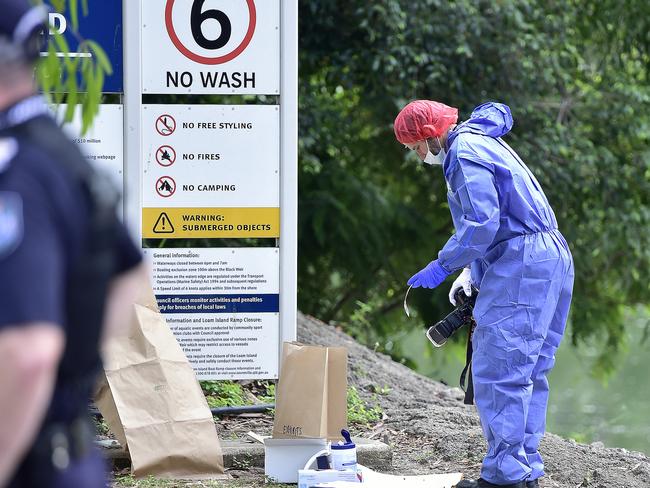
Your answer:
0,192 -> 23,259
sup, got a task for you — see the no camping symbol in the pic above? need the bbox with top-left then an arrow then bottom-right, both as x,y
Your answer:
156,176 -> 176,198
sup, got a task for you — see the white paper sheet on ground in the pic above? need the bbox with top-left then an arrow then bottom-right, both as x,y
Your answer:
313,464 -> 463,488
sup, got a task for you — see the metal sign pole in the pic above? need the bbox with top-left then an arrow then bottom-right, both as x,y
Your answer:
123,0 -> 143,242
280,0 -> 299,349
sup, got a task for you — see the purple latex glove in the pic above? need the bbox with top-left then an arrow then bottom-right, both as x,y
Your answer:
407,259 -> 451,289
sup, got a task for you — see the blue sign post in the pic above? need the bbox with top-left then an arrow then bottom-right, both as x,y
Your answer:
45,1 -> 123,93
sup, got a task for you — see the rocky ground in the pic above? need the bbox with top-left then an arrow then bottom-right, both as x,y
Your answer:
299,312 -> 650,488
113,312 -> 650,487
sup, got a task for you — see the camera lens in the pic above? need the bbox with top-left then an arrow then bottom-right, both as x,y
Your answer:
426,325 -> 448,347
426,310 -> 467,347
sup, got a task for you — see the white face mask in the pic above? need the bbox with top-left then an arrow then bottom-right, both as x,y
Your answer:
423,138 -> 446,165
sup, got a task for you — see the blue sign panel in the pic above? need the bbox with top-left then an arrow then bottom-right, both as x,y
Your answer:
156,294 -> 281,314
45,1 -> 123,93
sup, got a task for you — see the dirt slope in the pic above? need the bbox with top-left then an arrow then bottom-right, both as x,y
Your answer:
297,312 -> 650,488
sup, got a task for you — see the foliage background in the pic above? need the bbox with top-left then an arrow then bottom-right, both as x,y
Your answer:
39,1 -> 650,376
36,0 -> 111,133
297,0 -> 650,375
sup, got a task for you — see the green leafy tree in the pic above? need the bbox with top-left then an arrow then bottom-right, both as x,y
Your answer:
34,0 -> 111,133
298,0 -> 650,374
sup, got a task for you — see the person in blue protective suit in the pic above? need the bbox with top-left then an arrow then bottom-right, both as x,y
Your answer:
394,100 -> 574,488
0,2 -> 146,486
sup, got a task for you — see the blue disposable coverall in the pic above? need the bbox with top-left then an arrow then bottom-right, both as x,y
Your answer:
437,102 -> 574,484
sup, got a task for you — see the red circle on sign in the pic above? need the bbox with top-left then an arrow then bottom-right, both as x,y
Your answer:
156,176 -> 176,198
165,0 -> 257,65
156,114 -> 176,136
156,145 -> 176,167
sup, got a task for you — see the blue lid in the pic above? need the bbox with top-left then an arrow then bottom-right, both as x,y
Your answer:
331,442 -> 355,450
331,429 -> 355,449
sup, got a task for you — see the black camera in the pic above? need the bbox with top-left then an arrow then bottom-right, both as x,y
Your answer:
426,287 -> 478,347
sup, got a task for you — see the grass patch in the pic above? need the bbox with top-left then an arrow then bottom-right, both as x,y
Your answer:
113,475 -> 182,487
93,416 -> 110,436
200,380 -> 276,409
113,474 -> 285,487
258,382 -> 275,404
369,384 -> 391,396
201,381 -> 251,408
198,381 -> 382,427
347,386 -> 383,426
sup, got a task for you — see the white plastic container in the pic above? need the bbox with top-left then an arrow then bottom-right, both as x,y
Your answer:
263,437 -> 328,483
330,429 -> 357,472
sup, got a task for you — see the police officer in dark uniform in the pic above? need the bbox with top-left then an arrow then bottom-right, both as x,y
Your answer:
0,2 -> 145,486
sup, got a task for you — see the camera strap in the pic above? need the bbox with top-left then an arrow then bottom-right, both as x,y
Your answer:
459,324 -> 476,405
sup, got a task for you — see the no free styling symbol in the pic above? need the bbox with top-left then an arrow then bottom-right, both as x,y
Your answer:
156,114 -> 176,136
165,0 -> 257,65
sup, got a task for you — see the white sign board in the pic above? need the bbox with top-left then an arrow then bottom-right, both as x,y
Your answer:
141,104 -> 279,207
141,104 -> 280,239
144,247 -> 280,379
125,0 -> 298,380
142,0 -> 280,94
55,104 -> 124,195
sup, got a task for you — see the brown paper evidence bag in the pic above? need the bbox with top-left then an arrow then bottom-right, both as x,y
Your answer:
272,342 -> 348,441
94,282 -> 225,479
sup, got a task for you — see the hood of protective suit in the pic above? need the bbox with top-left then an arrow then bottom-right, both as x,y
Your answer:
451,102 -> 513,142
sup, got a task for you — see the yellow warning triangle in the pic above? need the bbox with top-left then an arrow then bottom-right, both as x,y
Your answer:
153,212 -> 174,234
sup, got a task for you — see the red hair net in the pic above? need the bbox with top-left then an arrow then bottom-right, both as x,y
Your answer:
394,100 -> 459,144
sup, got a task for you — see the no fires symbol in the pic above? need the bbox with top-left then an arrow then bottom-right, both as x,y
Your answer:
156,145 -> 176,166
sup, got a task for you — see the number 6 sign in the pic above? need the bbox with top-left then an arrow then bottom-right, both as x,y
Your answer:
165,0 -> 256,65
142,0 -> 280,94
